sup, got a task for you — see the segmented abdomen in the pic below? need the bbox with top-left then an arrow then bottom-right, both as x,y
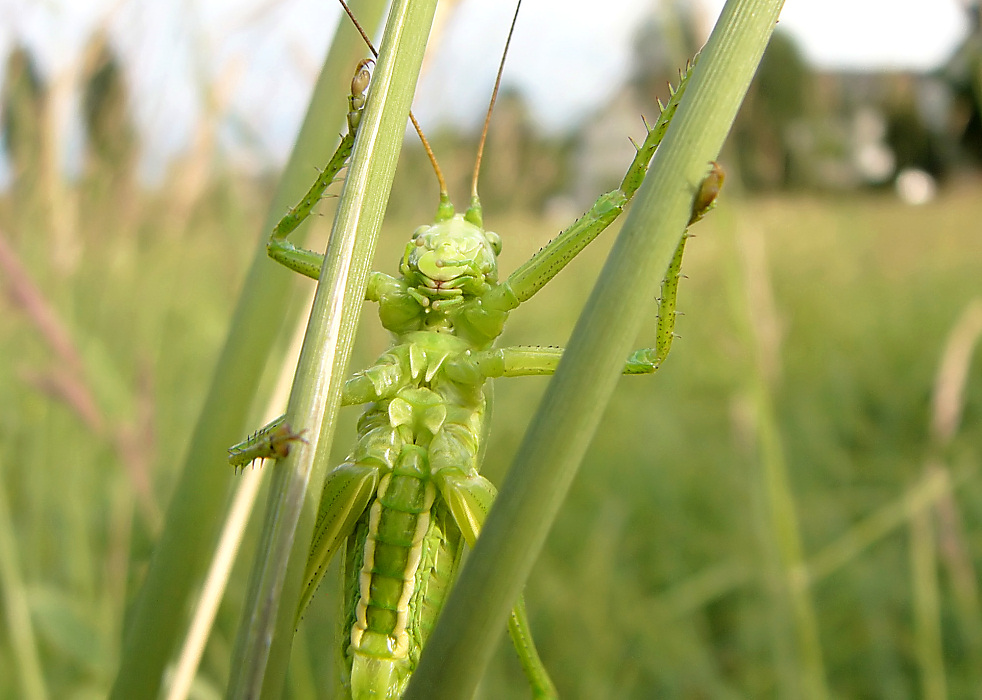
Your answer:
344,442 -> 464,698
351,446 -> 434,657
338,337 -> 484,698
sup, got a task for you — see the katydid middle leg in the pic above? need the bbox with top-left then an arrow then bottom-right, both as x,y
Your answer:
227,342 -> 418,468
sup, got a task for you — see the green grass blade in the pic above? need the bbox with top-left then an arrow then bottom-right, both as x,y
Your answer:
108,3 -> 387,698
405,1 -> 786,696
225,1 -> 441,697
805,467 -> 958,584
749,381 -> 828,697
0,462 -> 48,700
911,507 -> 946,700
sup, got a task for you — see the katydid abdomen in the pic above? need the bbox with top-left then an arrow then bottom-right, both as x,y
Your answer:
327,331 -> 490,698
342,445 -> 464,697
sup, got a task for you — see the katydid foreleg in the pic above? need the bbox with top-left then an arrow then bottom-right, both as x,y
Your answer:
228,59 -> 375,469
481,63 -> 694,316
265,58 -> 373,280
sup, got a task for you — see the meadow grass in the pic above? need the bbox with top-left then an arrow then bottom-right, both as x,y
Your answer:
1,166 -> 980,697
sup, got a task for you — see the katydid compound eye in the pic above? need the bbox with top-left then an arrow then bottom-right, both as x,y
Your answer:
486,231 -> 502,256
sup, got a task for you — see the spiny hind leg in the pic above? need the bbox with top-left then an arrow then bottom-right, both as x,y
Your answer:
266,59 -> 373,280
483,63 -> 696,314
624,160 -> 725,372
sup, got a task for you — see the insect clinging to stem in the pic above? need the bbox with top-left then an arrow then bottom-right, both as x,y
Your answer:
230,1 -> 723,696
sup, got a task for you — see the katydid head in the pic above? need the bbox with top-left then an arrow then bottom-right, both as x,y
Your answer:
399,215 -> 501,302
389,1 -> 519,312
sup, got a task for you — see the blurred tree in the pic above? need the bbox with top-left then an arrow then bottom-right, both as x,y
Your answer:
79,32 -> 139,241
883,84 -> 947,179
81,33 -> 137,184
1,47 -> 47,199
729,30 -> 814,190
942,0 -> 982,164
480,88 -> 567,214
629,0 -> 705,108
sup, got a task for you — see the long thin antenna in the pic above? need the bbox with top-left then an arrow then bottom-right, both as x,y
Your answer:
338,0 -> 449,209
470,0 -> 522,204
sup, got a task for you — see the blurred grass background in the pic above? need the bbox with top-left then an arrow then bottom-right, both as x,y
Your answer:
2,5 -> 982,698
3,179 -> 981,697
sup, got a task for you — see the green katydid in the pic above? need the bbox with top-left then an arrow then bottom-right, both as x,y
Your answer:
229,4 -> 722,696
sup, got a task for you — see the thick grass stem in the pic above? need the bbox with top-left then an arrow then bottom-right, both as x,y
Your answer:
225,1 -> 440,697
108,3 -> 387,698
405,0 -> 785,696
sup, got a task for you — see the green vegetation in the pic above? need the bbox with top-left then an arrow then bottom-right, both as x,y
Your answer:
2,2 -> 981,697
2,168 -> 980,695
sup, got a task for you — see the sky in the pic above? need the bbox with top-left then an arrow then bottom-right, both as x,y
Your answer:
0,0 -> 973,181
414,0 -> 969,130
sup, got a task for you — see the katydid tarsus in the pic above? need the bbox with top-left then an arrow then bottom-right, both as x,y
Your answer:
229,3 -> 722,696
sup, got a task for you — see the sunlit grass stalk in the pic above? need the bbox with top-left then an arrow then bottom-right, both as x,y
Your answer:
404,0 -> 786,696
918,298 -> 982,691
163,461 -> 264,700
751,382 -> 828,699
108,2 -> 387,697
910,506 -> 946,699
225,1 -> 440,696
165,251 -> 322,700
0,464 -> 47,700
804,467 -> 958,583
725,201 -> 826,695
